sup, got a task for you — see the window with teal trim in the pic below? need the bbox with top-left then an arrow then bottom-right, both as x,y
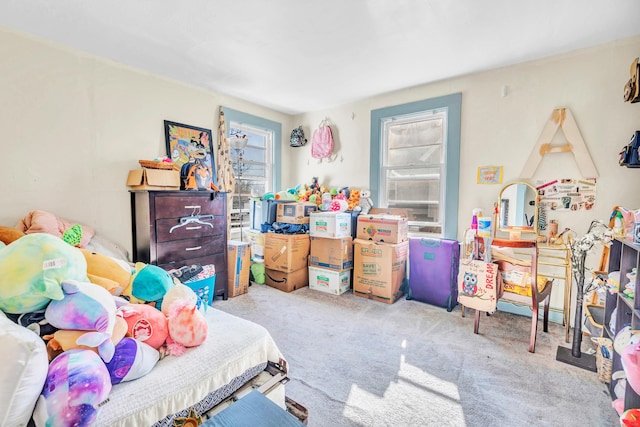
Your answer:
370,93 -> 461,240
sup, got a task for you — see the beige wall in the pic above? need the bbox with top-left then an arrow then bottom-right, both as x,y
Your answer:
287,35 -> 640,241
2,26 -> 640,257
0,27 -> 293,254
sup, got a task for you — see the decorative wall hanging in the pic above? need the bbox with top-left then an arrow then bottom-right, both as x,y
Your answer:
624,57 -> 640,103
477,166 -> 503,184
520,108 -> 598,179
535,178 -> 597,211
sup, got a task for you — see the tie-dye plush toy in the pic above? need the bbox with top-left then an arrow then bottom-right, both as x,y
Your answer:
45,280 -> 118,363
165,297 -> 208,356
105,337 -> 159,384
32,349 -> 111,427
0,233 -> 88,314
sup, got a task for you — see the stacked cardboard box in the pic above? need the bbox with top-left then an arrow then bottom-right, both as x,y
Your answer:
353,214 -> 409,304
308,212 -> 354,295
263,233 -> 310,292
227,241 -> 250,297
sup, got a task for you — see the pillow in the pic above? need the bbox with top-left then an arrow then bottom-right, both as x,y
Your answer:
16,210 -> 95,248
0,312 -> 49,427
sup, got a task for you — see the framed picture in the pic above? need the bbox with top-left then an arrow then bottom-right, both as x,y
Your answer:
477,166 -> 503,184
164,120 -> 217,185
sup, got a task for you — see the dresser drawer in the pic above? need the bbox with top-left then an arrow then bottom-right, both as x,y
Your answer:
155,215 -> 225,243
154,194 -> 225,219
156,235 -> 225,265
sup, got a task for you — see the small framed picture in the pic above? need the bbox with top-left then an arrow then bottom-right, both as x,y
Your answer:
477,166 -> 503,184
164,120 -> 216,185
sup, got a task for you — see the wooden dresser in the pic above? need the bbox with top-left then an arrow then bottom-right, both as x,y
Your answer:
131,190 -> 228,300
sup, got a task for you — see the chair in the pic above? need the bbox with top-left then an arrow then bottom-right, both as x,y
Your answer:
471,235 -> 553,353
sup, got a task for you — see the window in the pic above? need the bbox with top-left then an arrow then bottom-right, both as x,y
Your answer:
370,93 -> 461,240
222,107 -> 281,241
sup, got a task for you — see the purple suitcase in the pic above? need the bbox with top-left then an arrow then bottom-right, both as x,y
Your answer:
407,237 -> 460,311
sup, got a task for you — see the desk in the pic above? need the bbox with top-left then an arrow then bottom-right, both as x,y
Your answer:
202,390 -> 305,427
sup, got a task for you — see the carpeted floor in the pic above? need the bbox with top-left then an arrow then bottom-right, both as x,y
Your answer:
213,283 -> 618,427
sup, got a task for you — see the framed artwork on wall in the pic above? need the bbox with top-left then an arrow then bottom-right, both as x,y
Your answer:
164,120 -> 217,186
477,166 -> 503,184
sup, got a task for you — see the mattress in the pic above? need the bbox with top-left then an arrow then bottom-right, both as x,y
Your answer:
94,308 -> 285,427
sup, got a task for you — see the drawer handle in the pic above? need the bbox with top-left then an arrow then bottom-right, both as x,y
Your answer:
185,205 -> 201,210
185,246 -> 202,251
185,226 -> 202,230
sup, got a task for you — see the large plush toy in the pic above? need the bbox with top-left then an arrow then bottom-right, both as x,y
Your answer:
0,226 -> 24,245
80,248 -> 132,296
105,337 -> 159,384
45,280 -> 119,363
165,298 -> 208,356
0,233 -> 89,314
118,303 -> 169,350
32,349 -> 111,427
121,262 -> 176,309
163,283 -> 208,356
43,316 -> 128,362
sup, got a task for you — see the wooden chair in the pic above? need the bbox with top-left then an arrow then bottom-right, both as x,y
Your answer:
472,236 -> 553,353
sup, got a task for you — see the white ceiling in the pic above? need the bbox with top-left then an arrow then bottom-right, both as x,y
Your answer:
2,0 -> 640,115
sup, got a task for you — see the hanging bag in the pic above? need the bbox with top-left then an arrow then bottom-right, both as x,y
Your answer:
289,126 -> 307,147
311,119 -> 334,160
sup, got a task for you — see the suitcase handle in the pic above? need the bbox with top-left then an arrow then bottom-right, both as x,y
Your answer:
420,238 -> 442,248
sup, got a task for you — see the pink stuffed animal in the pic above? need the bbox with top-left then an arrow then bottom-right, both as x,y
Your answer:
165,298 -> 208,356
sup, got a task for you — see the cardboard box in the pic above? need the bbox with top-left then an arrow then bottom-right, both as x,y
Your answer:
309,212 -> 352,238
308,266 -> 351,295
353,239 -> 409,304
276,202 -> 318,224
126,168 -> 180,191
356,214 -> 408,243
309,236 -> 353,271
265,267 -> 308,292
264,233 -> 310,272
227,241 -> 250,297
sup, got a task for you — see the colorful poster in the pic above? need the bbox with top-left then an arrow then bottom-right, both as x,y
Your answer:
535,178 -> 597,211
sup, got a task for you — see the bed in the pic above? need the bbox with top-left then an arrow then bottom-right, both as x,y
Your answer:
0,211 -> 288,426
95,308 -> 287,426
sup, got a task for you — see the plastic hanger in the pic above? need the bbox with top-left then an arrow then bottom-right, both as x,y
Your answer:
169,214 -> 214,233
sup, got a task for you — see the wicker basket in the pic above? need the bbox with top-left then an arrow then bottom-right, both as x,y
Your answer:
593,337 -> 613,383
138,160 -> 179,171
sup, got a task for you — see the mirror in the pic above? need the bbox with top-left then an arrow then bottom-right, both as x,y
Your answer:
498,181 -> 538,234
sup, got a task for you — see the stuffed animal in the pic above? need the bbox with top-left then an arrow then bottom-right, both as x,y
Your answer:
121,262 -> 176,309
43,316 -> 128,362
161,283 -> 201,316
45,280 -> 119,363
0,226 -> 24,245
80,249 -> 132,296
165,298 -> 208,356
0,233 -> 88,314
32,349 -> 111,427
118,303 -> 169,350
104,337 -> 159,384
